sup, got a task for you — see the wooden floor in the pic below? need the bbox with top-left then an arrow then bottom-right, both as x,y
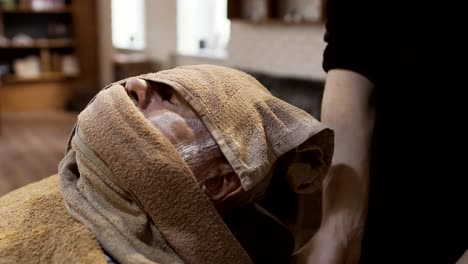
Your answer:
0,111 -> 78,197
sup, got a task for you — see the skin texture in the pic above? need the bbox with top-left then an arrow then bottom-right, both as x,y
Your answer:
124,78 -> 243,214
125,78 -> 199,147
292,69 -> 375,264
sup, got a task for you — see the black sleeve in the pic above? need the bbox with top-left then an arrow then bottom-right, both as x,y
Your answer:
322,0 -> 378,83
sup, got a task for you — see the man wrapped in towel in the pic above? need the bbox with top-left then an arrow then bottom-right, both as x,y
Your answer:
0,65 -> 334,264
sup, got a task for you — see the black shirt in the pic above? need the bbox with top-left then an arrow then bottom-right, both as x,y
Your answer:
323,0 -> 467,263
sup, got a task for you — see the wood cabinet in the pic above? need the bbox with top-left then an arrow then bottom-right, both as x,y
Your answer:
228,0 -> 325,25
0,0 -> 98,112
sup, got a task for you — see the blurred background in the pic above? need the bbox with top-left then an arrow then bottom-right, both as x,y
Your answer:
0,0 -> 327,234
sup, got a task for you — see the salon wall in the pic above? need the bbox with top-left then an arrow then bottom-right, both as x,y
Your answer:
145,0 -> 177,69
97,0 -> 177,88
98,1 -> 326,87
174,22 -> 327,80
226,22 -> 326,79
97,0 -> 113,88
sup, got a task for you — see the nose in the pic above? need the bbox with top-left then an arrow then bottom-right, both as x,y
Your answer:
125,78 -> 151,109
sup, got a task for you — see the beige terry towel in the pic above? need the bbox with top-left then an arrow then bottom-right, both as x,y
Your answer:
57,64 -> 332,263
59,84 -> 252,264
0,175 -> 107,264
112,65 -> 334,194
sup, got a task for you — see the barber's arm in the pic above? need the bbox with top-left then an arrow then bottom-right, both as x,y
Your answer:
292,69 -> 375,264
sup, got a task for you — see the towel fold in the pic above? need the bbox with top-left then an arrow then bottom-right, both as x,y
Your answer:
60,84 -> 252,264
110,65 -> 334,194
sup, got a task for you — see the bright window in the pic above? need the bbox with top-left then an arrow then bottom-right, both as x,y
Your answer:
111,0 -> 146,50
177,0 -> 230,57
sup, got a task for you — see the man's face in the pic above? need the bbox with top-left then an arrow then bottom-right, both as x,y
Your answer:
125,78 -> 223,183
125,78 -> 243,212
125,78 -> 201,147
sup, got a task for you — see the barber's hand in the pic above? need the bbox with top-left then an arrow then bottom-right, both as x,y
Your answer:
291,224 -> 362,264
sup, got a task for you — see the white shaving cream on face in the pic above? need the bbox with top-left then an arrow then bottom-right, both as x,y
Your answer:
174,118 -> 223,180
146,108 -> 225,181
175,137 -> 218,165
146,111 -> 195,145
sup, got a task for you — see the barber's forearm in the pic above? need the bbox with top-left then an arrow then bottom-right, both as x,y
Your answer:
320,164 -> 369,242
319,69 -> 375,241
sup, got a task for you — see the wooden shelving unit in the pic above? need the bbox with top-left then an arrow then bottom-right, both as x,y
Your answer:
0,1 -> 78,77
0,38 -> 74,48
230,18 -> 324,26
0,0 -> 99,112
1,6 -> 73,14
3,71 -> 77,84
228,0 -> 325,25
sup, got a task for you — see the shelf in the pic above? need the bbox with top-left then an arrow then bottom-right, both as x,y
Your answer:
0,6 -> 73,14
3,72 -> 78,84
0,39 -> 74,49
0,0 -> 99,112
229,18 -> 324,26
227,0 -> 326,26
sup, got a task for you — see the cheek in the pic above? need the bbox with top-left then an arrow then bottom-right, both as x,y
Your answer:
146,111 -> 195,145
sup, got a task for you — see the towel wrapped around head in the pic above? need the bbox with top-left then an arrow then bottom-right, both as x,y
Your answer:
53,64 -> 334,263
115,65 -> 334,194
60,83 -> 252,264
